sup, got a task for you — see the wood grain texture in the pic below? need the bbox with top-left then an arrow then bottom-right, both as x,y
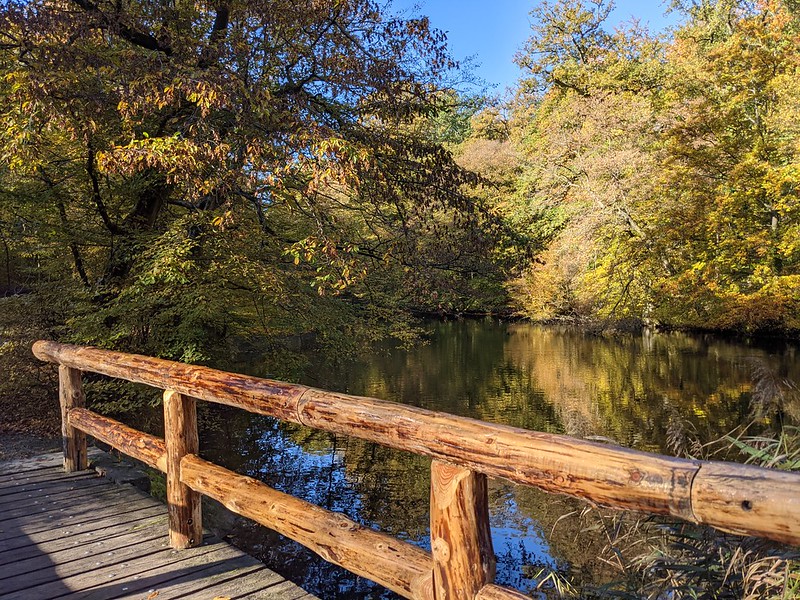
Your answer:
35,340 -> 307,423
68,408 -> 167,471
430,461 -> 495,600
0,469 -> 96,499
121,560 -> 269,600
32,342 -> 698,514
0,475 -> 107,509
0,448 -> 103,477
0,506 -> 167,566
58,365 -> 86,472
180,454 -> 433,599
692,462 -> 800,545
298,390 -> 699,520
0,451 -> 314,600
33,340 -> 800,545
164,390 -> 202,549
475,584 -> 532,600
3,520 -> 166,584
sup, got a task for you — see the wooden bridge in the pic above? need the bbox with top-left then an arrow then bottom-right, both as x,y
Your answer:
8,340 -> 800,599
0,451 -> 317,599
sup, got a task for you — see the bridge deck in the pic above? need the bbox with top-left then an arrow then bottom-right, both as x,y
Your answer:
0,451 -> 316,600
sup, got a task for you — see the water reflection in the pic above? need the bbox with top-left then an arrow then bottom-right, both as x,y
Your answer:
199,322 -> 799,598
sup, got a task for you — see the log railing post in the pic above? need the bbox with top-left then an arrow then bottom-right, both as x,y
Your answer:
59,365 -> 87,472
163,389 -> 202,549
430,460 -> 495,600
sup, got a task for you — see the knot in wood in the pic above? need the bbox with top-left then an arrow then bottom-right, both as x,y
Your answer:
628,468 -> 643,484
432,536 -> 450,562
337,519 -> 356,530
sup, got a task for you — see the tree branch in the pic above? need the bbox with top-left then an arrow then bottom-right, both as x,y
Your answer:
69,0 -> 172,55
56,201 -> 91,287
87,142 -> 123,235
198,5 -> 230,68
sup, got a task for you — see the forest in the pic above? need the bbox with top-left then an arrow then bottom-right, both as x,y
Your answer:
471,0 -> 800,334
0,0 -> 799,413
0,0 -> 800,422
1,1 -> 799,598
2,0 -> 799,365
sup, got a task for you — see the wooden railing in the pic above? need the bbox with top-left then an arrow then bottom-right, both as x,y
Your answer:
33,340 -> 800,600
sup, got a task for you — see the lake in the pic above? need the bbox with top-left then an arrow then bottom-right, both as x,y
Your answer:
196,321 -> 799,598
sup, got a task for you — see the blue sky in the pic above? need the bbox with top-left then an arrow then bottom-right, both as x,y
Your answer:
390,0 -> 680,93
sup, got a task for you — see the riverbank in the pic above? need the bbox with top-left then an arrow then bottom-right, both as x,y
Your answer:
420,308 -> 800,342
0,353 -> 61,460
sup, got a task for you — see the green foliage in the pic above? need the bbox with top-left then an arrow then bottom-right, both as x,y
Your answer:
516,0 -> 615,97
0,0 -> 521,411
725,428 -> 800,470
502,0 -> 800,334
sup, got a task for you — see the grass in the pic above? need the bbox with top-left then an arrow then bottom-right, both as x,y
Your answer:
527,422 -> 800,599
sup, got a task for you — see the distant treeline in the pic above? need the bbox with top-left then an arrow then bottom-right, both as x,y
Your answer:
455,0 -> 800,335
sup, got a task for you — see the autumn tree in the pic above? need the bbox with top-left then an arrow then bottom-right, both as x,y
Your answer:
0,0 -> 504,367
509,0 -> 668,321
507,0 -> 800,333
651,0 -> 800,331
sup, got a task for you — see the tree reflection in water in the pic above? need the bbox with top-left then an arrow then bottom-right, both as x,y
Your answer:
199,321 -> 799,598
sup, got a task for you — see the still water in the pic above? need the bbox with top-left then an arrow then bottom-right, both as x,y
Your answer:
197,321 -> 799,598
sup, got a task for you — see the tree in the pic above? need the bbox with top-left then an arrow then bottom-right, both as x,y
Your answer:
508,0 -> 800,333
509,0 -> 668,322
651,0 -> 800,331
516,0 -> 615,97
0,0 -> 497,363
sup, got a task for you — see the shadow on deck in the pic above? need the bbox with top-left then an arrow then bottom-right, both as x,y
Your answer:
0,451 -> 316,600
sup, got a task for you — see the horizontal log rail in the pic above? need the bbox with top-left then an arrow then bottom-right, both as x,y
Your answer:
68,408 -> 167,472
33,340 -> 800,599
181,454 -> 435,598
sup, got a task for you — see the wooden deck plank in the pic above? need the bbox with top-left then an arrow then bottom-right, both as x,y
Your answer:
17,537 -> 236,600
244,579 -> 317,600
0,508 -> 167,564
0,453 -> 68,475
0,494 -> 164,543
185,573 -> 298,600
0,465 -> 96,485
0,470 -> 132,504
0,474 -> 100,502
0,528 -> 173,597
0,520 -> 168,588
0,466 -> 90,488
0,473 -> 108,506
0,473 -> 153,523
179,577 -> 315,600
77,544 -> 277,600
0,465 -> 63,484
0,483 -> 138,524
112,558 -> 268,599
0,448 -> 104,476
0,451 -> 316,600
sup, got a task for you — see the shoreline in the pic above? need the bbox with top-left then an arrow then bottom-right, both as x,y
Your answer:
413,310 -> 800,342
